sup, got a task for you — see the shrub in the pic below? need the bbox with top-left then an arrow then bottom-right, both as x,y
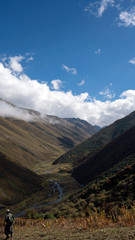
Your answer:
44,212 -> 55,219
25,209 -> 39,219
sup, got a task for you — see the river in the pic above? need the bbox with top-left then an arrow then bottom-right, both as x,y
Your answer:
15,180 -> 63,218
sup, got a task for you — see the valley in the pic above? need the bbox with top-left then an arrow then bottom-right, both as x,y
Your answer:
1,1 -> 135,238
0,100 -> 135,239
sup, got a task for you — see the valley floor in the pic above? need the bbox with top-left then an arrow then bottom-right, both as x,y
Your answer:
0,219 -> 135,240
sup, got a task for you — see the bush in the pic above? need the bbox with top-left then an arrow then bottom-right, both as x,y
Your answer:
44,212 -> 55,219
25,209 -> 38,219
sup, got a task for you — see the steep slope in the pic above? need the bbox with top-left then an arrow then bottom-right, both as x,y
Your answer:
0,152 -> 42,207
72,125 -> 135,184
0,99 -> 98,169
54,111 -> 135,166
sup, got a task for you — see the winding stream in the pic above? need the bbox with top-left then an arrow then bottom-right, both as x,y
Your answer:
15,180 -> 63,217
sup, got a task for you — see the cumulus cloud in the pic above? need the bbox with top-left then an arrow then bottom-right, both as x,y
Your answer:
78,80 -> 85,86
51,79 -> 63,90
0,59 -> 135,127
62,64 -> 77,75
9,56 -> 24,72
118,7 -> 135,27
1,54 -> 34,72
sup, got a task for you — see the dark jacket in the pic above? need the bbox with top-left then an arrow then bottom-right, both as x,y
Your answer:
5,213 -> 15,235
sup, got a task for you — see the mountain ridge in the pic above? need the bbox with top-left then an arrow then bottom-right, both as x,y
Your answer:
53,111 -> 135,166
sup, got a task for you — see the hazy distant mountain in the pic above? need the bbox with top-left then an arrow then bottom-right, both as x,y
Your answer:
63,118 -> 100,135
54,111 -> 135,167
0,98 -> 98,169
94,125 -> 102,131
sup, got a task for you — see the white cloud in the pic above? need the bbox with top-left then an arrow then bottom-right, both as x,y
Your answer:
62,64 -> 77,75
84,0 -> 119,18
129,57 -> 135,65
9,56 -> 24,72
0,99 -> 41,122
2,54 -> 34,72
0,59 -> 135,127
26,56 -> 34,62
118,7 -> 135,27
98,0 -> 115,17
78,80 -> 85,86
99,86 -> 116,99
84,1 -> 100,17
85,1 -> 135,27
51,79 -> 63,90
95,48 -> 101,54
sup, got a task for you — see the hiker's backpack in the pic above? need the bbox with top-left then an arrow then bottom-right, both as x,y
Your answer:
6,213 -> 15,225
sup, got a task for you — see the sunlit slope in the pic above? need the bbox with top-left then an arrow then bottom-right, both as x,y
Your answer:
0,101 -> 98,169
54,111 -> 135,166
0,152 -> 42,206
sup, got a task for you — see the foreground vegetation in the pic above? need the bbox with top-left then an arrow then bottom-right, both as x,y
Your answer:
1,206 -> 135,240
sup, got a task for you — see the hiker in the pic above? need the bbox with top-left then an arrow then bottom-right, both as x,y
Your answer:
4,209 -> 15,239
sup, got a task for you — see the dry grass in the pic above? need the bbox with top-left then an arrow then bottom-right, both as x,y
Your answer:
0,207 -> 135,239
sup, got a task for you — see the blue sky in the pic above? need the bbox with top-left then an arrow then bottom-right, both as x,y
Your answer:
0,0 -> 135,126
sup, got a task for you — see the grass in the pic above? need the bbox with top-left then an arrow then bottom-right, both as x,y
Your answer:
0,216 -> 135,240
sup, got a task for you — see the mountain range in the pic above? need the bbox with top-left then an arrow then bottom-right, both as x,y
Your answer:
0,98 -> 98,170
